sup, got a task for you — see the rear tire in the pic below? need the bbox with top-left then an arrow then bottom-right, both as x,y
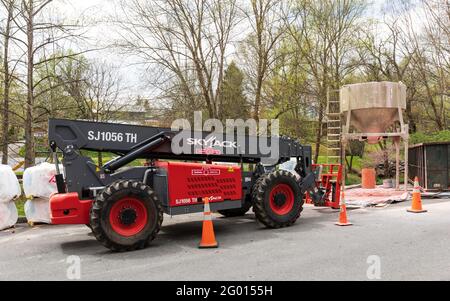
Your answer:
90,180 -> 163,252
253,171 -> 304,228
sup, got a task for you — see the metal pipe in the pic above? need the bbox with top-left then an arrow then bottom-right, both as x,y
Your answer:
404,126 -> 409,193
51,141 -> 66,194
143,168 -> 154,185
394,137 -> 400,190
103,134 -> 170,172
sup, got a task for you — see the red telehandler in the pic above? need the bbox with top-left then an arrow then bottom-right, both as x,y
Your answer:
48,119 -> 332,252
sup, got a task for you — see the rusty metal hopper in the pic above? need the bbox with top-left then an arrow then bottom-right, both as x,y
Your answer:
340,82 -> 406,134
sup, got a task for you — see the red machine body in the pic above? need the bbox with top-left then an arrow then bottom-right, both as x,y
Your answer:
50,192 -> 93,225
305,164 -> 343,209
156,161 -> 242,207
50,162 -> 243,225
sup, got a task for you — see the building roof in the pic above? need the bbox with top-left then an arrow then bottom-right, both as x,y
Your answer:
409,141 -> 450,149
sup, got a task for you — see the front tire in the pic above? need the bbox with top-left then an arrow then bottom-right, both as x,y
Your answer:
253,171 -> 304,228
90,180 -> 163,252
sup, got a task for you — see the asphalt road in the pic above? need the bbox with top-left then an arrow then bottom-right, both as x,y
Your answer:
1,199 -> 449,281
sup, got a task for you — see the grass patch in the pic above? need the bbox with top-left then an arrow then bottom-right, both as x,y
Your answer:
78,151 -> 148,168
15,197 -> 26,216
346,173 -> 360,186
347,156 -> 362,171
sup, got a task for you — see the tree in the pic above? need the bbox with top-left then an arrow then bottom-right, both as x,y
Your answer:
0,0 -> 17,164
263,40 -> 313,140
5,0 -> 88,167
284,0 -> 366,161
357,1 -> 449,132
240,0 -> 283,124
220,61 -> 249,120
116,0 -> 240,120
59,59 -> 124,166
54,54 -> 90,118
22,0 -> 51,167
414,0 -> 449,130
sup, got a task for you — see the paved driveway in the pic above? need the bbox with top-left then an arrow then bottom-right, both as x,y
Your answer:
1,199 -> 449,280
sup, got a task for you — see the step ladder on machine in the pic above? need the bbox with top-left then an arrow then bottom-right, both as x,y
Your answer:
326,88 -> 342,164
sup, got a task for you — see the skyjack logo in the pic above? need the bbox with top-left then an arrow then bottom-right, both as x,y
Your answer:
171,111 -> 281,164
187,136 -> 238,149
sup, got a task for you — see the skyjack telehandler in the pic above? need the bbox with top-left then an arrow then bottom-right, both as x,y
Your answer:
48,118 -> 341,252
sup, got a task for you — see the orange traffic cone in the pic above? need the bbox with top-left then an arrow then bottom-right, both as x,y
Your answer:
199,197 -> 219,248
407,177 -> 427,213
335,191 -> 353,226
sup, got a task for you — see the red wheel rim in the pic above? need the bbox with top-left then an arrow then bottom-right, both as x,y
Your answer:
109,197 -> 148,237
269,184 -> 295,215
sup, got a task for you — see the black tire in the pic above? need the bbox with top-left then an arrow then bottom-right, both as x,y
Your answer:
218,195 -> 253,217
90,180 -> 163,252
253,170 -> 304,228
251,175 -> 266,201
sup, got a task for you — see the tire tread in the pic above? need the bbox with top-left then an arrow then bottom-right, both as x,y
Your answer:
90,180 -> 163,252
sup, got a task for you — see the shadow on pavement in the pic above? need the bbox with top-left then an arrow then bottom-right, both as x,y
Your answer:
59,212 -> 328,258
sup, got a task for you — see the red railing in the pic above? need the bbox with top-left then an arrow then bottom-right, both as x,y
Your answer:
305,164 -> 343,209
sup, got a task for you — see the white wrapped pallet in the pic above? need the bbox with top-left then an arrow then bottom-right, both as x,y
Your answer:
23,162 -> 60,199
0,202 -> 18,230
0,165 -> 22,203
24,198 -> 51,224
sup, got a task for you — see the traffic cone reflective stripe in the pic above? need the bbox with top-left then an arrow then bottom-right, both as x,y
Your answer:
199,197 -> 218,248
407,177 -> 427,213
335,191 -> 353,226
204,201 -> 211,213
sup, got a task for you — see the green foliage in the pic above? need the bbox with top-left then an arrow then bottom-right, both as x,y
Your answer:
346,141 -> 365,157
1,0 -> 448,171
16,199 -> 26,217
410,131 -> 450,145
346,173 -> 361,186
33,51 -> 89,122
220,62 -> 249,120
18,137 -> 50,157
80,150 -> 146,167
263,39 -> 317,143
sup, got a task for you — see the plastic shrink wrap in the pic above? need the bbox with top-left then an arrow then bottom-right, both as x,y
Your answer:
0,165 -> 21,203
0,201 -> 18,230
23,162 -> 60,199
24,198 -> 51,224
